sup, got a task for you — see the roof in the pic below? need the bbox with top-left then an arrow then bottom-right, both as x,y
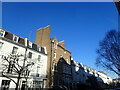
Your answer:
0,28 -> 46,55
98,71 -> 107,75
51,37 -> 71,54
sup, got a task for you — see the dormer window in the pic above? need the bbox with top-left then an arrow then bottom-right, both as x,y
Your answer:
0,29 -> 5,37
28,41 -> 32,48
13,35 -> 19,43
37,45 -> 41,52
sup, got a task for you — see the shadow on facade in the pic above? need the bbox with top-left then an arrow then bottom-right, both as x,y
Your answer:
52,57 -> 72,90
71,60 -> 107,90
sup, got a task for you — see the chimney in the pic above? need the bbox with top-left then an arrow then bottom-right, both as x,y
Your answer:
34,25 -> 51,47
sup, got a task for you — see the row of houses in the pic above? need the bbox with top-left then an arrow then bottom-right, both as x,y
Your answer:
0,26 -> 114,90
71,60 -> 113,89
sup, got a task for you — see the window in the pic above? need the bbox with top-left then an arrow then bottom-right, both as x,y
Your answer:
13,35 -> 19,43
54,52 -> 56,59
24,70 -> 30,76
55,63 -> 57,71
54,43 -> 57,49
52,63 -> 57,72
12,47 -> 18,54
38,55 -> 41,61
21,81 -> 26,90
36,73 -> 39,77
28,52 -> 32,58
0,42 -> 3,50
37,66 -> 40,76
8,61 -> 14,73
28,41 -> 32,48
1,80 -> 10,90
52,63 -> 55,71
37,45 -> 41,52
0,29 -> 5,37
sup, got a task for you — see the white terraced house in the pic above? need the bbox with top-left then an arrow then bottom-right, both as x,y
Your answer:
71,59 -> 113,89
0,28 -> 48,90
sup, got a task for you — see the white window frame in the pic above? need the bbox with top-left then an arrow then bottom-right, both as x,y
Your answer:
52,63 -> 58,72
28,41 -> 32,48
52,63 -> 55,71
44,47 -> 47,54
28,52 -> 32,58
54,52 -> 56,59
1,80 -> 10,89
38,55 -> 41,61
0,29 -> 5,37
13,35 -> 19,43
12,47 -> 18,54
54,43 -> 57,49
37,45 -> 41,52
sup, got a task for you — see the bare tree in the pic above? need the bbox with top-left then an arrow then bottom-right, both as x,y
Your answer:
96,30 -> 120,76
1,54 -> 34,90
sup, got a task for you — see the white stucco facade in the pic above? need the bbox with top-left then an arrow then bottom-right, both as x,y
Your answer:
71,60 -> 113,87
0,28 -> 48,89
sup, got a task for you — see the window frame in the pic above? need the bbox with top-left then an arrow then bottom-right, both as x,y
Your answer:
0,29 -> 5,37
13,35 -> 19,43
12,47 -> 18,54
54,52 -> 56,59
38,55 -> 41,61
37,45 -> 41,52
1,80 -> 10,90
28,41 -> 32,48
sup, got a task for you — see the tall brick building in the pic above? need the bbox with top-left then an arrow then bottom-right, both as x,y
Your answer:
34,26 -> 72,89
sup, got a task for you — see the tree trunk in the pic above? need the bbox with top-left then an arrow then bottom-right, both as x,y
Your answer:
15,74 -> 20,90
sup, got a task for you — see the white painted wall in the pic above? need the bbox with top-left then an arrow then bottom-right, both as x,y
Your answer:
71,60 -> 113,86
0,37 -> 48,89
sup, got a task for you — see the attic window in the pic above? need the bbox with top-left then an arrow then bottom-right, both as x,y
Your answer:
13,35 -> 19,43
0,29 -> 5,37
28,41 -> 32,48
37,45 -> 41,52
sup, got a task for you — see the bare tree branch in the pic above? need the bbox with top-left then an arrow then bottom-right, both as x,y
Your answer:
1,53 -> 34,90
96,30 -> 120,76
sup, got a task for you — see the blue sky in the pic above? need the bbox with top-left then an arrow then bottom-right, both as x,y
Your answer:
2,2 -> 118,78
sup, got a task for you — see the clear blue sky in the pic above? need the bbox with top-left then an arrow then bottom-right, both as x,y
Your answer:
2,2 -> 118,78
